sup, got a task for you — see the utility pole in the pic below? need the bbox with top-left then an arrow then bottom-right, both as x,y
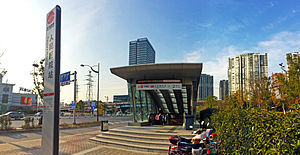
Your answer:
73,71 -> 77,124
81,63 -> 100,122
97,63 -> 100,121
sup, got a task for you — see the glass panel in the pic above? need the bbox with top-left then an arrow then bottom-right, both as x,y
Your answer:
173,104 -> 179,113
156,90 -> 169,113
170,90 -> 178,114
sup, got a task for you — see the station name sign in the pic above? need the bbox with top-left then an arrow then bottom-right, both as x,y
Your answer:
42,5 -> 61,155
136,83 -> 182,90
137,79 -> 181,84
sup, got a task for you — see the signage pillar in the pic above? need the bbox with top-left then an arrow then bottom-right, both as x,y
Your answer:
41,5 -> 61,155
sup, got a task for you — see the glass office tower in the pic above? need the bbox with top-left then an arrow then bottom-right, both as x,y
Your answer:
198,74 -> 213,100
129,38 -> 155,65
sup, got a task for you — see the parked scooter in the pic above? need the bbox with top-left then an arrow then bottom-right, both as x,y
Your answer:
168,135 -> 201,155
191,128 -> 220,155
168,122 -> 220,155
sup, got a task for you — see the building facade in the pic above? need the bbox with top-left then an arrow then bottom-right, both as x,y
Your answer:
228,53 -> 268,96
198,74 -> 213,100
129,38 -> 155,65
286,52 -> 300,71
219,80 -> 228,100
113,95 -> 129,103
0,80 -> 37,114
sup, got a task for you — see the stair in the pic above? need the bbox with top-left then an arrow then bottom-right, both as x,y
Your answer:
90,125 -> 194,153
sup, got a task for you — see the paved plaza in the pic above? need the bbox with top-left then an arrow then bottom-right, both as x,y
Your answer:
0,121 -> 134,155
0,122 -> 193,155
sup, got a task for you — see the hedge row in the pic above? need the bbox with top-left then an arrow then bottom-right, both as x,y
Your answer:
211,108 -> 300,154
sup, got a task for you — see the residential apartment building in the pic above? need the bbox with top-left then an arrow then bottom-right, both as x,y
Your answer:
219,80 -> 228,100
198,74 -> 213,100
129,38 -> 155,65
228,53 -> 268,96
286,52 -> 299,71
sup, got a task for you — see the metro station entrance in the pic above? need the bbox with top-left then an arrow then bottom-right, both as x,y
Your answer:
110,63 -> 202,125
128,80 -> 199,124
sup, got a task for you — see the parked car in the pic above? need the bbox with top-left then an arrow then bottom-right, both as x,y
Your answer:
34,112 -> 43,117
18,112 -> 26,118
0,111 -> 24,120
115,111 -> 122,116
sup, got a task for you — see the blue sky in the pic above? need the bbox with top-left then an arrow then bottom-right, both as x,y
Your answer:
1,0 -> 300,103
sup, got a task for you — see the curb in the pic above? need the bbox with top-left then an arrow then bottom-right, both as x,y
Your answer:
0,123 -> 101,134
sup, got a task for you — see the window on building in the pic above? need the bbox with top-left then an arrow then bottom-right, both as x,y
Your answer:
2,94 -> 9,103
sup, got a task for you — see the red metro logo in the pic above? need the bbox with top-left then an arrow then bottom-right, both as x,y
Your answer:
47,11 -> 55,24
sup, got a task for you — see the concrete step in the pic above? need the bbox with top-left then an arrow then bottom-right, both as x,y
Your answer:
90,137 -> 169,153
125,126 -> 183,133
96,134 -> 170,147
109,128 -> 194,138
101,131 -> 170,142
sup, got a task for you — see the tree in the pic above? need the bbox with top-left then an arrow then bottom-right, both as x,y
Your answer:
31,59 -> 45,107
76,100 -> 85,112
279,55 -> 300,111
0,52 -> 7,79
205,95 -> 218,108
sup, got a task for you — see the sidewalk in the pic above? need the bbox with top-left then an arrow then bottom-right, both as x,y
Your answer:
0,123 -> 189,155
0,121 -> 129,155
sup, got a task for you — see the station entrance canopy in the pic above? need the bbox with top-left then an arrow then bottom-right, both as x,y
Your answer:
110,63 -> 202,123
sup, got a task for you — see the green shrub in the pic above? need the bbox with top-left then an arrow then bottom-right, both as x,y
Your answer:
31,117 -> 35,127
23,116 -> 33,128
0,116 -> 12,130
211,108 -> 300,154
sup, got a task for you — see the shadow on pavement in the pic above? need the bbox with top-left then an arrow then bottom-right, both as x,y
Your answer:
4,133 -> 28,139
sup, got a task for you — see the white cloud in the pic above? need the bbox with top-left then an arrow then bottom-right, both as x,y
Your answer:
255,31 -> 300,73
198,23 -> 212,28
184,48 -> 205,63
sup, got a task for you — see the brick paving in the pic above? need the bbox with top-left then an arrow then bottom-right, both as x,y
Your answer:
0,121 -> 154,155
0,121 -> 179,155
84,146 -> 166,155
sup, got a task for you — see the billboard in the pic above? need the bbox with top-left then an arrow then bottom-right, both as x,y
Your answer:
20,96 -> 32,105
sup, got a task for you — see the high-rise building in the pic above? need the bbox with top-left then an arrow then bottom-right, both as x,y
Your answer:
198,74 -> 213,100
286,52 -> 299,71
219,80 -> 228,100
228,53 -> 268,96
129,38 -> 155,65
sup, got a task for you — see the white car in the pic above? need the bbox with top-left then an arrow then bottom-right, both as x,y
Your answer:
34,112 -> 43,117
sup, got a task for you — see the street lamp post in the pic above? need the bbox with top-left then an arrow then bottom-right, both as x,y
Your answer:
80,63 -> 100,122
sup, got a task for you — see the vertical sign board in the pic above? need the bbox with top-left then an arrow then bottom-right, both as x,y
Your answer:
42,5 -> 61,155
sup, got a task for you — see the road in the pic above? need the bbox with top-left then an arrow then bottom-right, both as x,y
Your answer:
0,117 -> 133,155
10,115 -> 131,128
